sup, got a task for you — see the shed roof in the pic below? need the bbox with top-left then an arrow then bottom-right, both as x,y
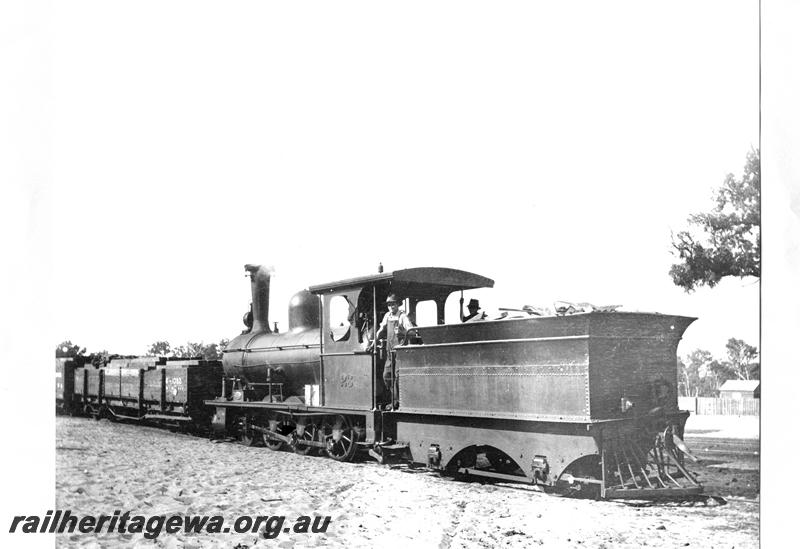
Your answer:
719,380 -> 760,392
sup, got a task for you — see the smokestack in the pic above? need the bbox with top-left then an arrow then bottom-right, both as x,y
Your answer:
244,264 -> 273,334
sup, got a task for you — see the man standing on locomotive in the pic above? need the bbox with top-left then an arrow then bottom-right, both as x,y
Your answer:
460,298 -> 486,322
372,294 -> 414,410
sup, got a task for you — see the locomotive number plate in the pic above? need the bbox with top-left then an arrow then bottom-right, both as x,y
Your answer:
339,374 -> 355,389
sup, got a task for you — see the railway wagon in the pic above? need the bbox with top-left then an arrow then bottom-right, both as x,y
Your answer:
56,357 -> 82,414
73,357 -> 222,426
208,264 -> 701,499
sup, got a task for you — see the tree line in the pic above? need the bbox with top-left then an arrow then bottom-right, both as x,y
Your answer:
56,339 -> 230,365
678,337 -> 759,397
145,340 -> 230,361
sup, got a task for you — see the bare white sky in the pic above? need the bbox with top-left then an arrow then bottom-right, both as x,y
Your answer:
47,1 -> 759,358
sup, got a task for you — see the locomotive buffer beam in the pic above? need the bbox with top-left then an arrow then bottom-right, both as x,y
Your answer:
369,442 -> 410,464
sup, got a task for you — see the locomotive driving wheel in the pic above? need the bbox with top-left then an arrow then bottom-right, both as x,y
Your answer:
263,432 -> 284,451
321,415 -> 358,462
263,419 -> 291,451
292,422 -> 318,456
237,419 -> 258,447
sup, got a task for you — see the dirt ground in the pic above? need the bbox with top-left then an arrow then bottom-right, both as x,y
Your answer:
55,417 -> 758,548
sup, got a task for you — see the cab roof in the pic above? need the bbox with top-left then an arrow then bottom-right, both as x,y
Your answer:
308,267 -> 494,297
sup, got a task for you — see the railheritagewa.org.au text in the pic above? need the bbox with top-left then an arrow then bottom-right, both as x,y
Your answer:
9,510 -> 331,539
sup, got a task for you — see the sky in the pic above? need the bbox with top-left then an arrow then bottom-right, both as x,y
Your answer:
43,1 -> 760,359
3,2 -> 800,547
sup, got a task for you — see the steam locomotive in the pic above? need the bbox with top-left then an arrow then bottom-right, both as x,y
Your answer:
58,264 -> 702,499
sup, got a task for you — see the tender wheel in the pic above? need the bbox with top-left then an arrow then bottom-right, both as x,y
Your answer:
555,455 -> 602,499
322,415 -> 358,462
445,446 -> 478,477
485,449 -> 521,474
292,423 -> 318,456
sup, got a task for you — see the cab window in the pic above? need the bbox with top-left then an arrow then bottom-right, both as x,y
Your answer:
415,299 -> 438,326
329,295 -> 353,342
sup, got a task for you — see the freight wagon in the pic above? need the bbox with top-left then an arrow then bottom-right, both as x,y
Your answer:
70,357 -> 222,428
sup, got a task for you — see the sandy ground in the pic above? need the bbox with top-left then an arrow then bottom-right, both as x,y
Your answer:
55,417 -> 758,549
681,415 -> 760,503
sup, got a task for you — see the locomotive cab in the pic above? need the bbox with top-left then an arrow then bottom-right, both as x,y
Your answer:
309,267 -> 495,411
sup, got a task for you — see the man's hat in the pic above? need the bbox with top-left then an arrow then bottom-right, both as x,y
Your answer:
467,299 -> 480,308
386,294 -> 400,304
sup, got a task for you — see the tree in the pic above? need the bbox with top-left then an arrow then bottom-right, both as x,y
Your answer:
718,338 -> 759,380
199,339 -> 229,361
679,349 -> 726,397
156,339 -> 229,360
147,341 -> 172,357
56,340 -> 86,358
88,350 -> 110,368
670,149 -> 760,291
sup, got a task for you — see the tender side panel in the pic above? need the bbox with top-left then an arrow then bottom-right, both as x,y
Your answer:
587,315 -> 693,419
414,315 -> 590,345
397,337 -> 590,421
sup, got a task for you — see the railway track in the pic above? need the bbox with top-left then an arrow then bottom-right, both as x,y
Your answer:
683,436 -> 760,456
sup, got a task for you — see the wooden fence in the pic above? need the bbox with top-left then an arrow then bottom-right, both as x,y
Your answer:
678,396 -> 760,416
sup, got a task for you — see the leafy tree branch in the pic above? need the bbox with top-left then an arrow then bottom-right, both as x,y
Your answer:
670,149 -> 760,291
